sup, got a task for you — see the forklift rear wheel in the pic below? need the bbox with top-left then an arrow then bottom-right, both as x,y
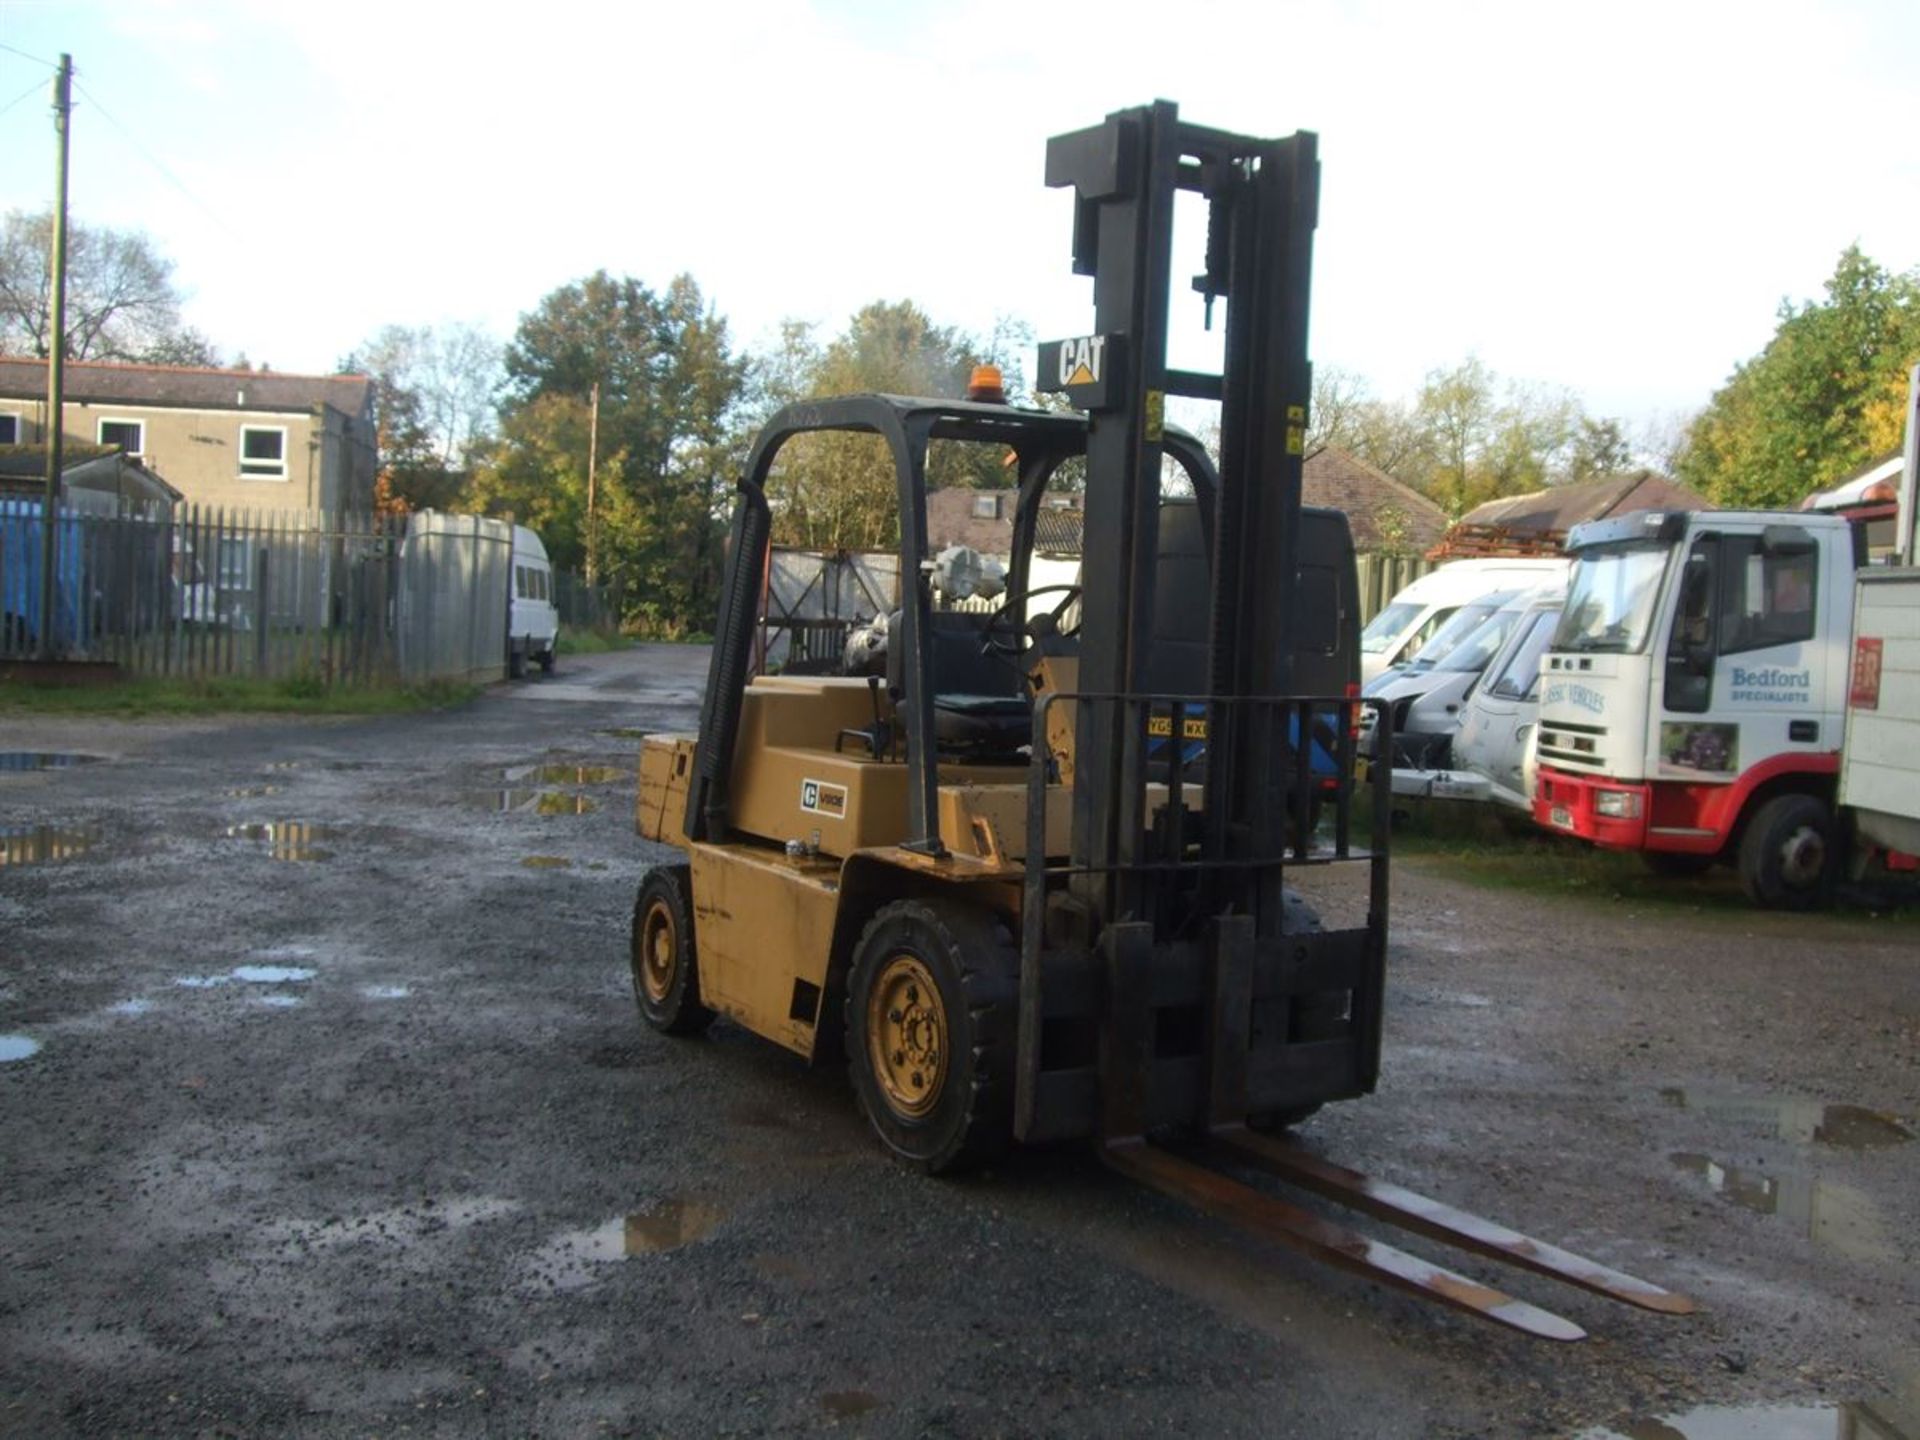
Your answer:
631,867 -> 715,1035
846,898 -> 1016,1175
1737,793 -> 1833,910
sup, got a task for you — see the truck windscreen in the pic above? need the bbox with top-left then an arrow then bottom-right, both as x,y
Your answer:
1553,542 -> 1672,654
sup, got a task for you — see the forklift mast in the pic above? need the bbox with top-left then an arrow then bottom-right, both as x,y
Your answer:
1043,102 -> 1318,928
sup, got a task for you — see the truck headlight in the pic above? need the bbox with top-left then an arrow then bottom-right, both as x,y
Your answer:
1595,788 -> 1642,819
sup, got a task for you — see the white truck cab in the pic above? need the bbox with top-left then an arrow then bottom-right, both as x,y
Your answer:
1534,506 -> 1918,905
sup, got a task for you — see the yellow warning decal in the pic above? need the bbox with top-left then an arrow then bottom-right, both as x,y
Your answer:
1146,389 -> 1165,442
1287,405 -> 1306,423
1287,425 -> 1305,455
1146,715 -> 1208,740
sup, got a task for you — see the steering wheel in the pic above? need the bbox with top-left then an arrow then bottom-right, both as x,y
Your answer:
980,583 -> 1084,657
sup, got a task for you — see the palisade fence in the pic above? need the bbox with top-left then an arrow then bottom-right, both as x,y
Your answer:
1356,552 -> 1437,624
0,503 -> 517,685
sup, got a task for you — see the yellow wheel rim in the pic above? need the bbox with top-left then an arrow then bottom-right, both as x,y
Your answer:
639,899 -> 677,1004
866,954 -> 947,1119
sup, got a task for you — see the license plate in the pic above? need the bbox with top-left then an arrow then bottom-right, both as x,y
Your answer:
1550,805 -> 1573,830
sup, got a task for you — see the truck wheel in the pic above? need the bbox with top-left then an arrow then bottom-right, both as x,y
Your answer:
1737,794 -> 1833,910
538,646 -> 556,675
1644,851 -> 1716,878
508,639 -> 527,680
845,898 -> 1016,1175
631,867 -> 714,1035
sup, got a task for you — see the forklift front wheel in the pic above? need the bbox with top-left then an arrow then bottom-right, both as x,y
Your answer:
631,867 -> 715,1036
846,899 -> 1016,1175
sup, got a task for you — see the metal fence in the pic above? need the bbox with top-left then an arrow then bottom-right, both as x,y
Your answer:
552,568 -> 620,635
756,547 -> 902,673
0,502 -> 515,685
1356,552 -> 1437,625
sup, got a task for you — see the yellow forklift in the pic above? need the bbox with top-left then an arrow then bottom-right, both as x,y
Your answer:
629,101 -> 1693,1340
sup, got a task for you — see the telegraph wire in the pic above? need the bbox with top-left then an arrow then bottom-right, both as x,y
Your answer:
0,74 -> 48,117
0,41 -> 58,68
71,77 -> 239,240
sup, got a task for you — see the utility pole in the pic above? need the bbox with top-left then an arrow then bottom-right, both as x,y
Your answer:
38,53 -> 73,662
585,381 -> 600,585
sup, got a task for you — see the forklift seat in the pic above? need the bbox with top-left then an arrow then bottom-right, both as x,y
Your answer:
887,610 -> 1032,760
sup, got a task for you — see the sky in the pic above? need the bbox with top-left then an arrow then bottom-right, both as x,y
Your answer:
3,0 -> 1918,441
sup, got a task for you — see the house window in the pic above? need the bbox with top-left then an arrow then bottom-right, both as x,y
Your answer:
239,425 -> 288,480
0,413 -> 20,444
971,492 -> 1001,520
98,418 -> 144,455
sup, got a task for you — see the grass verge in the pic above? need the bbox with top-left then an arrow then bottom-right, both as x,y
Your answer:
1376,792 -> 1918,921
556,629 -> 635,656
0,675 -> 479,717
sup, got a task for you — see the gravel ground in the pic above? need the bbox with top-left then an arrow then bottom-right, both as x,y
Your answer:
1,643 -> 1915,1438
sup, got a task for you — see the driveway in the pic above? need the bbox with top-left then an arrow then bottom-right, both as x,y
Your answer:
1,643 -> 1915,1437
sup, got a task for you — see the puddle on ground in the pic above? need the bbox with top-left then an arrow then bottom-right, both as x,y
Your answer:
232,965 -> 315,984
0,1034 -> 42,1062
1671,1152 -> 1898,1264
521,855 -> 572,869
0,752 -> 106,771
0,825 -> 101,867
504,763 -> 628,786
224,822 -> 339,861
361,984 -> 411,1000
571,1201 -> 726,1264
461,789 -> 597,816
820,1391 -> 884,1420
107,998 -> 153,1016
223,785 -> 284,798
174,966 -> 315,990
255,993 -> 303,1009
1580,1393 -> 1920,1439
599,728 -> 649,740
1660,1088 -> 1914,1149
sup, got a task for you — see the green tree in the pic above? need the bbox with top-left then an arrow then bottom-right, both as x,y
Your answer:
475,271 -> 747,631
761,299 -> 1001,549
1567,416 -> 1637,482
1678,246 -> 1920,509
0,209 -> 210,362
340,323 -> 501,515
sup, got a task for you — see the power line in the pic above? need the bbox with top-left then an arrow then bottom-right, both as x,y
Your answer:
0,41 -> 59,68
71,77 -> 239,239
0,74 -> 48,118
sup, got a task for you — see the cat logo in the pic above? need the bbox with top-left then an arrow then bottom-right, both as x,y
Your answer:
1057,334 -> 1107,387
1037,333 -> 1124,410
800,777 -> 848,819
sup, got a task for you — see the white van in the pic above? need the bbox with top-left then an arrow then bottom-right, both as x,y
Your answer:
1360,557 -> 1567,684
508,525 -> 561,677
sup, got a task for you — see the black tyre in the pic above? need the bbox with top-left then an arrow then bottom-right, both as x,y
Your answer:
845,898 -> 1016,1175
1643,850 -> 1716,878
1737,793 -> 1834,910
538,646 -> 556,675
630,867 -> 715,1035
508,639 -> 527,680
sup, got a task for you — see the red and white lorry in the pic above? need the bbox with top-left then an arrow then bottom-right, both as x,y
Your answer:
1532,368 -> 1920,908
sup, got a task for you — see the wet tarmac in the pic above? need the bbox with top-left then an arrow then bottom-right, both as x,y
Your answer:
223,821 -> 340,861
0,1034 -> 42,1062
0,751 -> 106,771
1660,1088 -> 1914,1149
0,825 -> 101,866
